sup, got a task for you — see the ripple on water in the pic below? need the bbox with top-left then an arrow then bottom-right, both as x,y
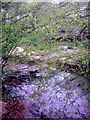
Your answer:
3,71 -> 89,118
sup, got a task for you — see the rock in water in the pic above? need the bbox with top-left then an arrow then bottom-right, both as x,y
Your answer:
29,70 -> 39,77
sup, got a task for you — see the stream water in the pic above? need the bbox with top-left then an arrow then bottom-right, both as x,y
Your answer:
2,71 -> 90,119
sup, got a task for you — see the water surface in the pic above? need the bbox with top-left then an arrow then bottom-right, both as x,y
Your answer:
3,71 -> 90,118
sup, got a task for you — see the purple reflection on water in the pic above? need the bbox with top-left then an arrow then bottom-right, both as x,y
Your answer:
4,71 -> 90,118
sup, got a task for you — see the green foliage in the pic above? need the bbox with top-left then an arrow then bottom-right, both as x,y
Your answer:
68,45 -> 73,49
1,2 -> 88,76
2,25 -> 23,55
80,40 -> 90,49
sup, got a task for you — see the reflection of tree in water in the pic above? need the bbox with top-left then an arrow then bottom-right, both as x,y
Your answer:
2,71 -> 89,119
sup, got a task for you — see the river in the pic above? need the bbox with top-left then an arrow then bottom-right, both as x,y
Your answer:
2,71 -> 90,119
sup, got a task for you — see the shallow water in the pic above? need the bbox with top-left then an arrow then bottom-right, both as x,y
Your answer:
2,71 -> 90,118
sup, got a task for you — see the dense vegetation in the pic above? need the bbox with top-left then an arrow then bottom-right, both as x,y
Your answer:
1,2 -> 90,119
1,2 -> 90,75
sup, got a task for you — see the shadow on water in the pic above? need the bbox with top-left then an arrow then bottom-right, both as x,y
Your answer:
2,71 -> 90,119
